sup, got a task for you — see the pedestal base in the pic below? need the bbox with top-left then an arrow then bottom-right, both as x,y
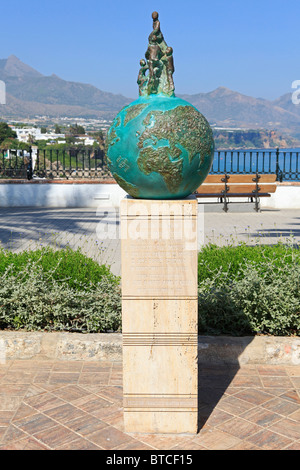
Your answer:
121,197 -> 198,434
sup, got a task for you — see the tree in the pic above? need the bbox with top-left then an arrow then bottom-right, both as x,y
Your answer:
0,122 -> 17,144
69,124 -> 85,136
41,127 -> 47,134
54,124 -> 61,134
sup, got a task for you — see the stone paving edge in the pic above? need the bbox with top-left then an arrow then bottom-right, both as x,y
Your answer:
0,331 -> 299,365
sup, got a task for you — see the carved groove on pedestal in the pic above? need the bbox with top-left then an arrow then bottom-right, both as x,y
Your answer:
124,394 -> 198,408
123,332 -> 198,346
122,296 -> 198,300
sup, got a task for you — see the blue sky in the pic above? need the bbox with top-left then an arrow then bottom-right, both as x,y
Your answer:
0,0 -> 299,100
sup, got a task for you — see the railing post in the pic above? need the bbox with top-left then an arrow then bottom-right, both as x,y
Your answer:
26,146 -> 33,180
275,147 -> 283,182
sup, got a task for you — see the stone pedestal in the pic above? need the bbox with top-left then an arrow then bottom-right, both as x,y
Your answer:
120,196 -> 198,434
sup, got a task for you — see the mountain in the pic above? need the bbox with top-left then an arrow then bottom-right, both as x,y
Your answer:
179,87 -> 300,135
0,56 -> 300,141
0,55 -> 132,119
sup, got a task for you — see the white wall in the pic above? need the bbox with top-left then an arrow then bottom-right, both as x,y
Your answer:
260,185 -> 300,209
0,183 -> 126,208
0,182 -> 299,209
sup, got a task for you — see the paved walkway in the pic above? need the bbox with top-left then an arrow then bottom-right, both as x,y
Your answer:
0,360 -> 299,450
0,207 -> 299,276
0,207 -> 299,450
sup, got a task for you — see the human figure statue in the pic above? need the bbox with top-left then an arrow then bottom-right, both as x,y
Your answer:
137,11 -> 175,97
137,59 -> 148,96
145,34 -> 163,94
150,11 -> 168,53
163,47 -> 175,94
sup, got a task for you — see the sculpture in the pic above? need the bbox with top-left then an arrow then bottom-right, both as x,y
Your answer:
106,12 -> 215,200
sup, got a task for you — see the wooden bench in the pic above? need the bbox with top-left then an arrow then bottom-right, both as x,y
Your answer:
194,173 -> 277,212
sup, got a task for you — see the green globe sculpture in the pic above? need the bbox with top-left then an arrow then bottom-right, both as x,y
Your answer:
106,11 -> 214,200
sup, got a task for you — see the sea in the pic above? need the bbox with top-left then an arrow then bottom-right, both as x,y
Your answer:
211,148 -> 300,180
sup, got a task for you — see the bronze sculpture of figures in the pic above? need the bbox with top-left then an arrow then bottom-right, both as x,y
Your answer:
137,12 -> 175,97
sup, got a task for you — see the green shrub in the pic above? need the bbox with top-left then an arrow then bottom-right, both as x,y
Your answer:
0,246 -> 118,290
198,243 -> 300,336
0,248 -> 121,332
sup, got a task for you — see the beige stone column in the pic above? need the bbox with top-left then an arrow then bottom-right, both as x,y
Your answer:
120,196 -> 198,434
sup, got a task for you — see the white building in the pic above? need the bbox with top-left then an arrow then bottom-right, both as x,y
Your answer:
12,127 -> 65,142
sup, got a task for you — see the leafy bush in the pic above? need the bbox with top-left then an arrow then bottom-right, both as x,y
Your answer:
0,243 -> 299,336
0,248 -> 121,332
0,246 -> 118,290
198,243 -> 300,336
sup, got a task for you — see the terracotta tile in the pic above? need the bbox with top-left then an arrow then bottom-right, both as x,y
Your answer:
48,372 -> 80,385
87,425 -> 134,450
0,424 -> 28,444
260,376 -> 294,389
23,437 -> 49,450
109,372 -> 123,386
52,384 -> 92,402
72,395 -> 113,415
241,407 -> 282,427
291,377 -> 300,388
262,388 -> 290,397
199,406 -> 233,428
262,397 -> 299,416
24,392 -> 65,412
11,360 -> 53,371
82,362 -> 112,373
102,410 -> 124,431
170,441 -> 207,450
0,411 -> 14,426
216,417 -> 262,439
66,414 -> 108,436
79,372 -> 110,385
33,424 -> 79,449
217,395 -> 255,416
285,366 -> 300,377
25,385 -> 45,398
283,440 -> 300,450
228,441 -> 262,450
193,428 -> 241,450
289,409 -> 300,422
229,375 -> 263,388
0,439 -> 29,450
52,362 -> 83,372
234,388 -> 273,405
135,433 -> 195,450
91,404 -> 123,420
33,371 -> 51,383
44,403 -> 87,424
94,386 -> 123,405
269,418 -> 300,440
279,390 -> 300,405
56,437 -> 103,450
0,395 -> 23,411
247,428 -> 293,450
12,404 -> 37,422
117,440 -> 155,450
0,426 -> 8,441
1,371 -> 35,384
14,413 -> 57,435
0,384 -> 29,396
257,366 -> 288,376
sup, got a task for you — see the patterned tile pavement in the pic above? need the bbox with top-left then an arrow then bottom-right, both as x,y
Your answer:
0,360 -> 299,450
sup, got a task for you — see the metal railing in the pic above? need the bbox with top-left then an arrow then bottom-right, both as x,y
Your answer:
211,148 -> 300,181
0,147 -> 110,180
1,147 -> 300,181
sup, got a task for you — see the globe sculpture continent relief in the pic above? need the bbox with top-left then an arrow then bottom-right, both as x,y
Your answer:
106,12 -> 215,199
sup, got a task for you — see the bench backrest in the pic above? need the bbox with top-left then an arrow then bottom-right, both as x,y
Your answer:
196,174 -> 277,195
